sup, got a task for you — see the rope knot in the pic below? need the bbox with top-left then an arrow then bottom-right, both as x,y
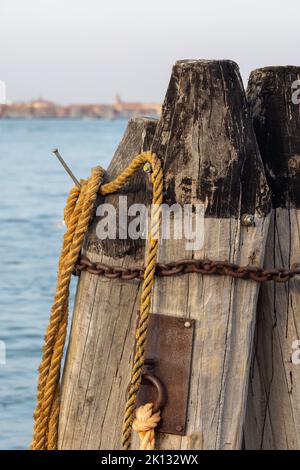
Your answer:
132,403 -> 161,450
133,403 -> 160,432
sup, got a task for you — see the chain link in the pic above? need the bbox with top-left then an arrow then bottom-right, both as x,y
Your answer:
74,255 -> 300,283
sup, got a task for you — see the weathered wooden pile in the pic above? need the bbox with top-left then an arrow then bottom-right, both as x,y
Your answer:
57,60 -> 300,450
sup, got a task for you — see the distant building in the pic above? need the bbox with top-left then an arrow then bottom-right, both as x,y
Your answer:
0,96 -> 161,119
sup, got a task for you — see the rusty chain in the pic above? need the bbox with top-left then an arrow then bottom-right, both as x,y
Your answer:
74,255 -> 300,283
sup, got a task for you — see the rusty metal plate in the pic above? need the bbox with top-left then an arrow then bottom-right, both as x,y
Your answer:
136,313 -> 195,435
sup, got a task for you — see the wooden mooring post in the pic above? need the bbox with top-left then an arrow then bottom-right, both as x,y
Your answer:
58,116 -> 157,449
58,60 -> 271,450
244,66 -> 300,450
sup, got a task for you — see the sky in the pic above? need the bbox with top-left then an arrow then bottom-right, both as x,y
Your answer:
0,0 -> 299,104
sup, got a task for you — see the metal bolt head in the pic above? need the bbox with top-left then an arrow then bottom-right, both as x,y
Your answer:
184,321 -> 191,328
143,162 -> 152,174
144,358 -> 156,369
241,213 -> 255,227
176,425 -> 183,432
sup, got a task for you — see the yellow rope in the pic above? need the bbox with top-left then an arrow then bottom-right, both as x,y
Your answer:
121,155 -> 163,449
31,151 -> 163,450
133,403 -> 161,450
31,168 -> 104,449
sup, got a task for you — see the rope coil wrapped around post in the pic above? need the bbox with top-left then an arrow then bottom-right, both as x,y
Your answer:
31,151 -> 163,451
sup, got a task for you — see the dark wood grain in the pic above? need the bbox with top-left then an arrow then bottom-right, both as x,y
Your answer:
152,59 -> 270,217
247,66 -> 300,208
87,117 -> 157,257
245,66 -> 300,450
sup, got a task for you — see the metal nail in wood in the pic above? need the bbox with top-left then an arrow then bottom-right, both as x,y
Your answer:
53,148 -> 81,188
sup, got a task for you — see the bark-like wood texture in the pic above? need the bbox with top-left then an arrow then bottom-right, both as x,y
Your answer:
244,66 -> 300,450
58,60 -> 270,450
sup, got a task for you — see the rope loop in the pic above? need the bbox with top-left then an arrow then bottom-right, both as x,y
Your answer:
31,152 -> 163,451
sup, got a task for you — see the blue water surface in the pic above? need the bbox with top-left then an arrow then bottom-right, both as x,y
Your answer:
0,119 -> 127,449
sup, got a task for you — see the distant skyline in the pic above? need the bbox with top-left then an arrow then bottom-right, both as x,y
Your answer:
3,95 -> 159,105
1,0 -> 299,104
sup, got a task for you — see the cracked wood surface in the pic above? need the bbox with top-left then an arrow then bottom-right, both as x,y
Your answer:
58,60 -> 270,450
244,66 -> 300,450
